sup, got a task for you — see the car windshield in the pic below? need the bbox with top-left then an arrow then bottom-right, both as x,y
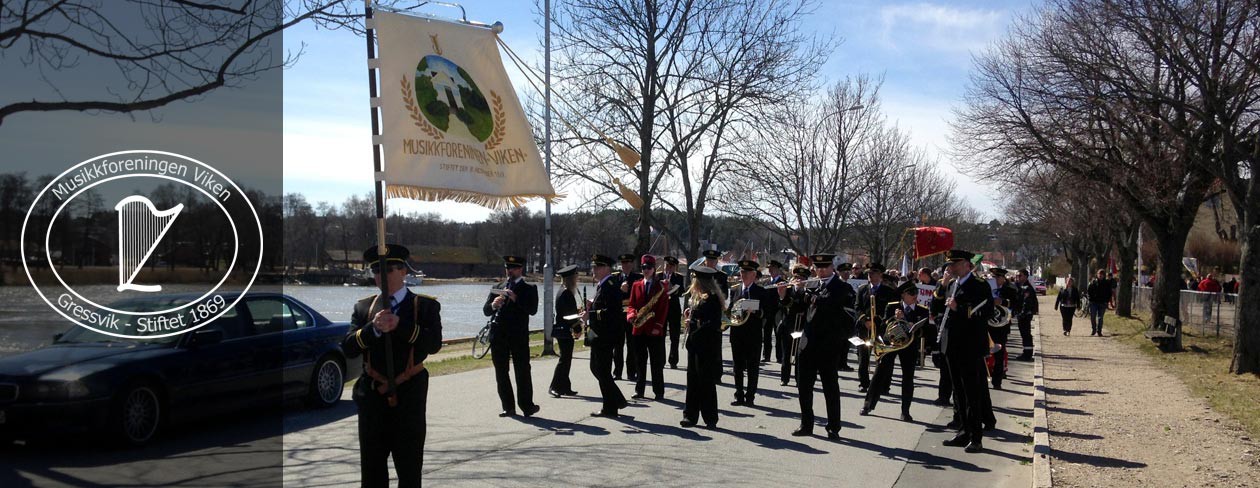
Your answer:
54,295 -> 194,345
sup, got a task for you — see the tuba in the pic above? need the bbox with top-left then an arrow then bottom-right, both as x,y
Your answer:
988,304 -> 1012,328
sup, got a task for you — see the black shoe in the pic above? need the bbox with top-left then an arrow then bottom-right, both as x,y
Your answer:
945,420 -> 962,430
943,433 -> 969,447
992,380 -> 1003,390
669,364 -> 678,369
781,381 -> 789,386
680,418 -> 696,428
965,440 -> 983,453
730,399 -> 746,406
859,385 -> 869,393
499,410 -> 517,417
901,412 -> 914,422
983,422 -> 996,431
703,422 -> 718,430
631,393 -> 645,400
826,429 -> 840,440
614,374 -> 623,380
1016,354 -> 1032,362
523,404 -> 540,417
564,390 -> 579,396
791,427 -> 813,437
859,407 -> 872,416
591,410 -> 619,418
549,389 -> 562,398
932,398 -> 951,406
655,393 -> 665,401
838,365 -> 855,372
617,400 -> 629,410
745,398 -> 755,407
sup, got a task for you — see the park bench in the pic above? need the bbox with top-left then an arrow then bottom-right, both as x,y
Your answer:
1144,315 -> 1181,351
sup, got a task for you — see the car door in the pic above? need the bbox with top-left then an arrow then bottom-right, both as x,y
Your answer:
167,304 -> 255,420
240,297 -> 315,402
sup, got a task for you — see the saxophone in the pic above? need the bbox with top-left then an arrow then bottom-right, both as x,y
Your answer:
632,282 -> 668,330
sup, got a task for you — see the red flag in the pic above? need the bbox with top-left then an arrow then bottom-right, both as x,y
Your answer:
914,227 -> 954,260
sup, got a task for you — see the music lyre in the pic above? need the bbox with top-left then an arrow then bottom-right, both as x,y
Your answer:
115,196 -> 184,292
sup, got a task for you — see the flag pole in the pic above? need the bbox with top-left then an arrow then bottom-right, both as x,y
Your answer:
365,0 -> 398,407
541,0 -> 556,356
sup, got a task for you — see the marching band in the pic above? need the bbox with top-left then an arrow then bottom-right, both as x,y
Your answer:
348,244 -> 1031,473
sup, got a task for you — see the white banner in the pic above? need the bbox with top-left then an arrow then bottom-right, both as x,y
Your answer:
916,283 -> 936,305
375,12 -> 556,209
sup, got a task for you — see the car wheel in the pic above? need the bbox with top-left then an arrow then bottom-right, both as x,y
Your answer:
308,355 -> 345,408
113,382 -> 162,446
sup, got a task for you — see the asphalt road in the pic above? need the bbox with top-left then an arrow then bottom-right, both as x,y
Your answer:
0,329 -> 1034,487
285,331 -> 1035,487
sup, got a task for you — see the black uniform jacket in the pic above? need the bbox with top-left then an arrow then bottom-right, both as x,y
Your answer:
728,282 -> 769,345
1014,282 -> 1039,316
554,288 -> 580,339
343,291 -> 444,400
857,282 -> 900,338
686,294 -> 723,352
939,273 -> 994,359
884,301 -> 930,341
587,276 -> 623,347
663,272 -> 685,323
482,278 -> 539,338
804,275 -> 857,353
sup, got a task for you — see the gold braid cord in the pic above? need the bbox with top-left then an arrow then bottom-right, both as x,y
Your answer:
401,77 -> 445,140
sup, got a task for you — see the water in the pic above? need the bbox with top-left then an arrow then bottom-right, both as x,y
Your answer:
285,283 -> 534,339
0,282 -> 541,356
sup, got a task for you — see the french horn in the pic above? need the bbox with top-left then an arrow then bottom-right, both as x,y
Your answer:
873,317 -> 929,360
722,298 -> 759,331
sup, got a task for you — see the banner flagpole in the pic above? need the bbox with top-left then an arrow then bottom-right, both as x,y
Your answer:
541,0 -> 555,356
365,0 -> 398,407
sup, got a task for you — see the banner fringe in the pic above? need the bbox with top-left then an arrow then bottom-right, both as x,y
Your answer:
386,184 -> 562,210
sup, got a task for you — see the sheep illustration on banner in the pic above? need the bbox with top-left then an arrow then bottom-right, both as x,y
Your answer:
374,11 -> 557,209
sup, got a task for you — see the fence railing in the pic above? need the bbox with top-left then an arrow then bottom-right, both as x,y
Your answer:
1130,286 -> 1237,337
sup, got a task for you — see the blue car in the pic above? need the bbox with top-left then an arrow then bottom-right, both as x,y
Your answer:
0,292 -> 358,445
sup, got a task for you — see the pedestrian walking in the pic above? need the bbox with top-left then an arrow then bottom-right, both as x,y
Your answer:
1054,277 -> 1081,336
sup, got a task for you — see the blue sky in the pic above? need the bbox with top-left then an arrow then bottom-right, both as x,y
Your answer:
283,0 -> 1036,222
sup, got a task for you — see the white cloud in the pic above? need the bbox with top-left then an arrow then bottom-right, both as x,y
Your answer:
878,2 -> 1007,55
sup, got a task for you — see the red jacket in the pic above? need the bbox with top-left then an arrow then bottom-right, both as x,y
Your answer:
1197,278 -> 1222,293
626,277 -> 670,336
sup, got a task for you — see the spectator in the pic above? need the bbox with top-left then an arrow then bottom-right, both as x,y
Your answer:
1086,270 -> 1111,336
1225,277 -> 1238,303
1054,277 -> 1082,336
1197,273 -> 1222,323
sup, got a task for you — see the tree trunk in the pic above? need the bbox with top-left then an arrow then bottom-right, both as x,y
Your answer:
1115,232 -> 1137,317
1153,230 -> 1189,351
1231,182 -> 1260,374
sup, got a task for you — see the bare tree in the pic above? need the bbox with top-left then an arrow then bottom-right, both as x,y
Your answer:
722,76 -> 881,256
0,0 -> 368,126
1084,0 -> 1260,373
952,0 -> 1217,345
548,0 -> 827,259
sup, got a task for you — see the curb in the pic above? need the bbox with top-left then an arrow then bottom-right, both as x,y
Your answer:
1031,315 -> 1052,488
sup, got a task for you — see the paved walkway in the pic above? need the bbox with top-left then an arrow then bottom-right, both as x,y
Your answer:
1039,296 -> 1260,487
284,330 -> 1035,487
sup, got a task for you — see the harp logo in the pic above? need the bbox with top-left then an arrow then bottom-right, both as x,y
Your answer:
20,150 -> 264,340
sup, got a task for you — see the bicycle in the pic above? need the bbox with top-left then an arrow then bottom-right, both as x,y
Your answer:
472,321 -> 492,359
